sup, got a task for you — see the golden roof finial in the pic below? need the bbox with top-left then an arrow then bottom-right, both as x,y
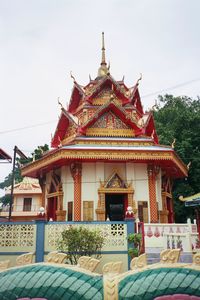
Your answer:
101,32 -> 106,65
97,32 -> 109,77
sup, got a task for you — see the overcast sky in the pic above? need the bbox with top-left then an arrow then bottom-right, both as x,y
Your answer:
0,0 -> 200,191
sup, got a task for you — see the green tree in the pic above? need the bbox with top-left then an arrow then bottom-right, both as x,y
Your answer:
0,144 -> 49,205
57,226 -> 104,265
154,95 -> 200,222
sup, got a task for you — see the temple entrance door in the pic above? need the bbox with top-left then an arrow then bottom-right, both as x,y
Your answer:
105,194 -> 127,221
47,197 -> 57,221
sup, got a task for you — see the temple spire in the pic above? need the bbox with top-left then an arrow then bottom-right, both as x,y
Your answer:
101,32 -> 106,65
98,32 -> 109,77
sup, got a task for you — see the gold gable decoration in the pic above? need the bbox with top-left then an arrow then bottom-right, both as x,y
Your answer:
105,173 -> 127,189
92,88 -> 122,106
86,111 -> 135,137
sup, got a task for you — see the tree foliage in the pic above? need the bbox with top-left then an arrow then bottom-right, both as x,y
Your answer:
154,95 -> 200,222
0,144 -> 49,205
57,226 -> 104,265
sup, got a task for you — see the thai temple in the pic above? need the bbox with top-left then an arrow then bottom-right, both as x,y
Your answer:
21,33 -> 187,223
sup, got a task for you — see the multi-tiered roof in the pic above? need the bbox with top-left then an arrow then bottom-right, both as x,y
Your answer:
22,33 -> 187,179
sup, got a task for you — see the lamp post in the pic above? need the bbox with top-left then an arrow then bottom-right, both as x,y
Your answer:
8,146 -> 27,221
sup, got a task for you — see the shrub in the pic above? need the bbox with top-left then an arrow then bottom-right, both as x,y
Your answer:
127,233 -> 142,258
57,226 -> 104,265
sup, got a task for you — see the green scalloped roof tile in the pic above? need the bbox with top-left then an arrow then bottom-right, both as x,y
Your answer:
119,268 -> 200,300
83,286 -> 103,300
190,276 -> 200,290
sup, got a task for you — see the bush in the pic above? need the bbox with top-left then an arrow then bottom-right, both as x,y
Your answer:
127,233 -> 142,258
57,226 -> 104,265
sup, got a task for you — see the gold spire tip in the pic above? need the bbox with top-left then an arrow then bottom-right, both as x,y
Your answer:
101,32 -> 106,65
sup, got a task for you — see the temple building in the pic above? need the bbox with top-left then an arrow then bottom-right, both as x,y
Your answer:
0,177 -> 42,221
21,33 -> 187,223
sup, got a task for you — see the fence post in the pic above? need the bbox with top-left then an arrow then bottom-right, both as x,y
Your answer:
126,218 -> 135,270
35,220 -> 46,262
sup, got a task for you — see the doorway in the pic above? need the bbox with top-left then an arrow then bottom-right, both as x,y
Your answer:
105,194 -> 126,221
47,197 -> 57,221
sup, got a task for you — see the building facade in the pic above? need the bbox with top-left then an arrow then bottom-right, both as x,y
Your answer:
22,33 -> 187,223
0,177 -> 42,221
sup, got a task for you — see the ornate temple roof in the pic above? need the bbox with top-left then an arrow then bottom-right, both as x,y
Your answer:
5,177 -> 42,195
21,33 -> 187,179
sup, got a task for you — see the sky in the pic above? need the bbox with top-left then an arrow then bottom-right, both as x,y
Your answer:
0,0 -> 200,193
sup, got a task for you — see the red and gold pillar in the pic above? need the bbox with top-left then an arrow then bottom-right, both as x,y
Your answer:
147,165 -> 159,223
70,163 -> 82,221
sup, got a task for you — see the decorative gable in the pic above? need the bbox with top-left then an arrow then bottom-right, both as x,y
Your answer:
92,88 -> 122,106
86,111 -> 134,137
105,173 -> 127,189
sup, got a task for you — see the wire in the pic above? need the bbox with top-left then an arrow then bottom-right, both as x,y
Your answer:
0,120 -> 56,135
142,78 -> 200,98
0,78 -> 199,135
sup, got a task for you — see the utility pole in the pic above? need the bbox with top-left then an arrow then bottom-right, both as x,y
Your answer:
8,146 -> 27,221
8,146 -> 17,221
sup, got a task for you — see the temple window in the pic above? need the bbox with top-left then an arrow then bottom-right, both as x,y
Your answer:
23,198 -> 32,212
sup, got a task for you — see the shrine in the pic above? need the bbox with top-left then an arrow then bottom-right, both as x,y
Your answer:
21,33 -> 187,223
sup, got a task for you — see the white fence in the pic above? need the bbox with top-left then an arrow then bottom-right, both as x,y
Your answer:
144,221 -> 199,253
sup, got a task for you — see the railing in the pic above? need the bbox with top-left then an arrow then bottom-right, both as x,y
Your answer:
144,222 -> 199,252
0,205 -> 40,213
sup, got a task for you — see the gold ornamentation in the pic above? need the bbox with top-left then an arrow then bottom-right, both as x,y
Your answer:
46,251 -> 68,264
16,252 -> 34,266
46,191 -> 63,199
103,275 -> 119,300
70,162 -> 82,179
193,253 -> 200,266
86,128 -> 134,137
130,253 -> 147,270
77,256 -> 100,272
0,260 -> 10,271
102,261 -> 122,275
77,140 -> 154,146
160,249 -> 181,264
22,149 -> 187,177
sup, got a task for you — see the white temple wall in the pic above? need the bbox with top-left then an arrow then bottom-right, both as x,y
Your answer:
126,162 -> 135,183
104,162 -> 126,181
32,196 -> 39,210
15,196 -> 23,211
134,164 -> 149,202
82,163 -> 96,202
64,165 -> 74,203
14,195 -> 40,211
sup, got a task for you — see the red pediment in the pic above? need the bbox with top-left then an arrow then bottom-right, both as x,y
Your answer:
68,83 -> 85,113
142,113 -> 159,144
86,75 -> 130,105
80,100 -> 142,137
130,86 -> 144,115
51,108 -> 78,148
